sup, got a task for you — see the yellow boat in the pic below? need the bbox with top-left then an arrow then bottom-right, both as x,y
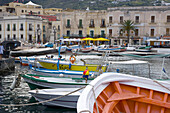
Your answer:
38,59 -> 107,72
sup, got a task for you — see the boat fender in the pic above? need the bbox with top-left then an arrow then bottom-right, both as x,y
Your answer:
59,74 -> 64,77
69,63 -> 71,69
116,69 -> 119,73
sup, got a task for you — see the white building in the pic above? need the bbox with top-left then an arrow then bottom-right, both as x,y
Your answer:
0,15 -> 43,43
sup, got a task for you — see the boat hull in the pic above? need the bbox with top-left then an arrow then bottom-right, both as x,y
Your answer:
77,73 -> 170,113
38,60 -> 107,72
29,88 -> 80,108
21,74 -> 90,90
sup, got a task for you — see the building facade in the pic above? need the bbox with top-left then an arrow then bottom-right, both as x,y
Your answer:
56,10 -> 107,39
0,15 -> 43,43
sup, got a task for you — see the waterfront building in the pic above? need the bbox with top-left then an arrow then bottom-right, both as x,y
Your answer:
43,8 -> 62,15
0,15 -> 43,43
107,6 -> 170,45
0,1 -> 43,16
56,10 -> 107,39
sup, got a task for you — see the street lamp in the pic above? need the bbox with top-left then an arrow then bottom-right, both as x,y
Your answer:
53,26 -> 57,48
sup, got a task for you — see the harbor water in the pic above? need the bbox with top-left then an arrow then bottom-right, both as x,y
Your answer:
0,54 -> 170,113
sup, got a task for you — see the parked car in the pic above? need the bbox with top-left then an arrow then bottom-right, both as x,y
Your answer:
43,42 -> 53,48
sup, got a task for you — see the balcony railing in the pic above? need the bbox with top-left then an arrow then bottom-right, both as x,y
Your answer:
89,24 -> 95,28
78,25 -> 83,28
100,24 -> 106,28
20,28 -> 24,31
29,28 -> 33,31
66,25 -> 71,28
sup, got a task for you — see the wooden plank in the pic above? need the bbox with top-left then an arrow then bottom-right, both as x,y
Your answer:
131,97 -> 170,109
108,92 -> 145,101
102,101 -> 119,113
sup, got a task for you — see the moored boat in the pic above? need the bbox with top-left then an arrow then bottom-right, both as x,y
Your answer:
56,46 -> 67,53
81,46 -> 93,53
77,73 -> 170,113
30,66 -> 94,77
29,88 -> 81,108
20,74 -> 93,90
38,59 -> 107,72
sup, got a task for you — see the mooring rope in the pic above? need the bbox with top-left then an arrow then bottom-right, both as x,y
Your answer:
0,86 -> 86,107
153,80 -> 170,92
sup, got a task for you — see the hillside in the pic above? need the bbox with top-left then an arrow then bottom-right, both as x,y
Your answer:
0,0 -> 170,10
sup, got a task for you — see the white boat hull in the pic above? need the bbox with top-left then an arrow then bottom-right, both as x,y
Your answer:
29,88 -> 80,108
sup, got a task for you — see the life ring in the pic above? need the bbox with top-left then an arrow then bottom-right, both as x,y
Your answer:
69,56 -> 76,64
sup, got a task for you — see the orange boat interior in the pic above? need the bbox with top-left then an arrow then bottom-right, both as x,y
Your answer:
93,81 -> 170,113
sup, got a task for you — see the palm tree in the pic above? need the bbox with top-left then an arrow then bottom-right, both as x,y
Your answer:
121,20 -> 135,46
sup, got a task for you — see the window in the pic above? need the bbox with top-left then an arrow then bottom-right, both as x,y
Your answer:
109,29 -> 112,37
43,25 -> 45,32
79,19 -> 83,28
101,30 -> 105,37
166,28 -> 170,35
79,30 -> 83,37
135,29 -> 139,36
25,10 -> 27,12
0,24 -> 1,31
7,24 -> 10,31
67,30 -> 70,36
0,34 -> 1,39
7,34 -> 10,40
66,19 -> 70,28
167,16 -> 170,22
89,19 -> 95,27
13,34 -> 16,39
38,11 -> 40,14
151,16 -> 155,23
29,24 -> 32,31
109,16 -> 112,23
119,29 -> 123,36
13,24 -> 16,31
21,10 -> 24,13
150,29 -> 154,36
135,16 -> 139,23
21,34 -> 23,39
43,34 -> 46,38
101,19 -> 105,27
37,24 -> 40,28
120,16 -> 123,23
90,30 -> 94,37
20,23 -> 23,31
58,25 -> 60,30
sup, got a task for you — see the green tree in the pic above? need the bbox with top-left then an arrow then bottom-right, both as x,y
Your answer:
121,20 -> 135,45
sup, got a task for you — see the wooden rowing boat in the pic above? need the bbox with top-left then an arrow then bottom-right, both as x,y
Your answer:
77,73 -> 170,113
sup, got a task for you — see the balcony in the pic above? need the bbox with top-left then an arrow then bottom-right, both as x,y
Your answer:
78,25 -> 83,29
66,25 -> 71,28
20,28 -> 24,31
29,28 -> 33,31
89,24 -> 95,28
100,24 -> 106,28
135,20 -> 139,24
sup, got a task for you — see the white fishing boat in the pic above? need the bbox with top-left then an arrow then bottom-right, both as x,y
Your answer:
56,46 -> 67,53
77,73 -> 170,113
81,46 -> 93,53
30,66 -> 94,77
20,74 -> 93,90
29,88 -> 81,108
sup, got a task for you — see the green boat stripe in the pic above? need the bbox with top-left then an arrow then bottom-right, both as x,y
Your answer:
21,74 -> 89,85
